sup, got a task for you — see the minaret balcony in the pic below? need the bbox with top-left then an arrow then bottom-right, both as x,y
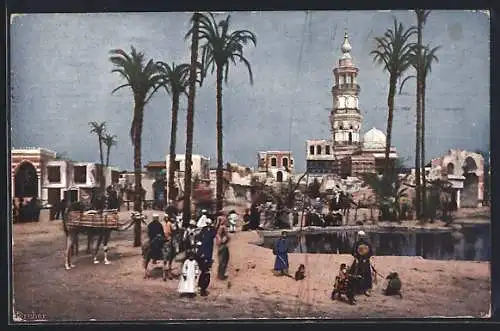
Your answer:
332,84 -> 361,94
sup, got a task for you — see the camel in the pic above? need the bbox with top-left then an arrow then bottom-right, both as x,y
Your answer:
62,201 -> 137,270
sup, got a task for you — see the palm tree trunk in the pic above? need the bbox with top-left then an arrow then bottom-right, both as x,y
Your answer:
421,82 -> 427,220
215,65 -> 224,212
106,146 -> 111,168
168,92 -> 180,201
183,13 -> 200,227
384,76 -> 397,184
133,101 -> 144,247
98,138 -> 105,193
416,14 -> 423,221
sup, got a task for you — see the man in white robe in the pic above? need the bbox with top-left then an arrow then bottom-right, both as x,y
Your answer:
178,253 -> 199,296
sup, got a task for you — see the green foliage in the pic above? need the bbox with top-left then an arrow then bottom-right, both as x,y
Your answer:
361,173 -> 409,221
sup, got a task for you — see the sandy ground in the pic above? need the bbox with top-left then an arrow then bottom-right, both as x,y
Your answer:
11,209 -> 491,321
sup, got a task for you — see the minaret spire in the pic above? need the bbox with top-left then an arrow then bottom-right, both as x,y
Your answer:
341,30 -> 352,59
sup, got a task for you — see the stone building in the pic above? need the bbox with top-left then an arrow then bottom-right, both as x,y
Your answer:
426,149 -> 485,208
306,32 -> 397,177
11,147 -> 119,207
256,150 -> 294,182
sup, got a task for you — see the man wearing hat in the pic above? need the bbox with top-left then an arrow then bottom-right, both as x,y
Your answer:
147,214 -> 166,263
197,217 -> 217,266
350,230 -> 374,296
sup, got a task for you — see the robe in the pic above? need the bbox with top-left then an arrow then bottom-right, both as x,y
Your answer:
351,239 -> 374,292
273,238 -> 289,271
147,220 -> 166,259
178,259 -> 199,294
198,227 -> 216,263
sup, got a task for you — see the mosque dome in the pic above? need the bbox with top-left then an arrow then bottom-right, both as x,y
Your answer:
363,127 -> 386,149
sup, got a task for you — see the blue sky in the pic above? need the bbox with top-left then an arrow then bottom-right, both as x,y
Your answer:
10,11 -> 490,172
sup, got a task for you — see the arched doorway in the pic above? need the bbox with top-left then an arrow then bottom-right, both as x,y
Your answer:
276,171 -> 283,183
14,161 -> 38,198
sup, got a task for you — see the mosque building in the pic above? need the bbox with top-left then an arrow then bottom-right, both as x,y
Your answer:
306,31 -> 398,177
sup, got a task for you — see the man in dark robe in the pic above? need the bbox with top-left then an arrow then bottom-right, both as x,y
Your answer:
197,218 -> 217,265
147,214 -> 166,262
273,231 -> 289,276
249,203 -> 260,230
350,230 -> 374,296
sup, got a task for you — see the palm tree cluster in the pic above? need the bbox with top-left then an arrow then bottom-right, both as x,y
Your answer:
109,12 -> 256,246
370,10 -> 440,222
88,121 -> 118,193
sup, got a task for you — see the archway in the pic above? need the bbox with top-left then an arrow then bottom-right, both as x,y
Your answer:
14,161 -> 38,198
463,156 -> 478,174
276,171 -> 284,183
348,132 -> 353,144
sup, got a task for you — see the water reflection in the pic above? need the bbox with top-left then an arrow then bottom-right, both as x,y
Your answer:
262,224 -> 490,261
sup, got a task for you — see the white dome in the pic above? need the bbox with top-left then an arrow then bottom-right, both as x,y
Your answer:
363,127 -> 386,149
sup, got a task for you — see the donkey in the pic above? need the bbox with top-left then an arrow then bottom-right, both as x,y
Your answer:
62,200 -> 136,270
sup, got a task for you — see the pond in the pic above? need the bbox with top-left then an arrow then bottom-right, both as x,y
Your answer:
259,224 -> 490,261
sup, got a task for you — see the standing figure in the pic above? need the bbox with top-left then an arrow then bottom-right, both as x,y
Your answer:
292,208 -> 299,227
161,213 -> 177,280
273,231 -> 289,276
147,214 -> 166,265
350,230 -> 374,296
178,252 -> 199,297
249,203 -> 260,230
242,209 -> 251,231
195,241 -> 211,296
216,216 -> 230,280
227,210 -> 238,233
197,218 -> 217,265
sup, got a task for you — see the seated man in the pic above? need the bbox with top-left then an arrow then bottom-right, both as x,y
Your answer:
331,263 -> 359,305
383,272 -> 403,298
147,214 -> 166,262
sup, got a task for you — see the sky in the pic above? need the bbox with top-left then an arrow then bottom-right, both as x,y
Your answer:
10,10 -> 490,172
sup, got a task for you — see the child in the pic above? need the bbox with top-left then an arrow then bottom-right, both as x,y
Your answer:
294,264 -> 306,281
178,252 -> 199,297
331,263 -> 356,305
242,209 -> 251,231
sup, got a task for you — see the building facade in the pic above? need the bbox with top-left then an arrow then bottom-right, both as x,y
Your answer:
426,149 -> 485,208
306,32 -> 397,177
12,148 -> 119,206
257,150 -> 294,182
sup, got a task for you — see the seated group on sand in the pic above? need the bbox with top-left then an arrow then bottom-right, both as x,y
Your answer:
272,230 -> 402,305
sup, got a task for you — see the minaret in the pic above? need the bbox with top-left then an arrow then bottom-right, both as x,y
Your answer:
330,31 -> 363,157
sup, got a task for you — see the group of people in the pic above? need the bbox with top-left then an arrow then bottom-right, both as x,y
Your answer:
12,196 -> 41,223
271,229 -> 401,305
145,208 -> 233,297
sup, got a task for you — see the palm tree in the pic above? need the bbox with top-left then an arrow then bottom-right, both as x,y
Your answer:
183,12 -> 202,227
370,18 -> 417,186
400,44 -> 440,219
196,12 -> 257,212
420,45 -> 439,218
88,121 -> 107,193
156,62 -> 191,202
361,173 -> 409,222
416,10 -> 431,219
109,46 -> 162,247
102,133 -> 118,167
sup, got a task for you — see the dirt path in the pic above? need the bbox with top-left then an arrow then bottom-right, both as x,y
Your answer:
11,211 -> 491,321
